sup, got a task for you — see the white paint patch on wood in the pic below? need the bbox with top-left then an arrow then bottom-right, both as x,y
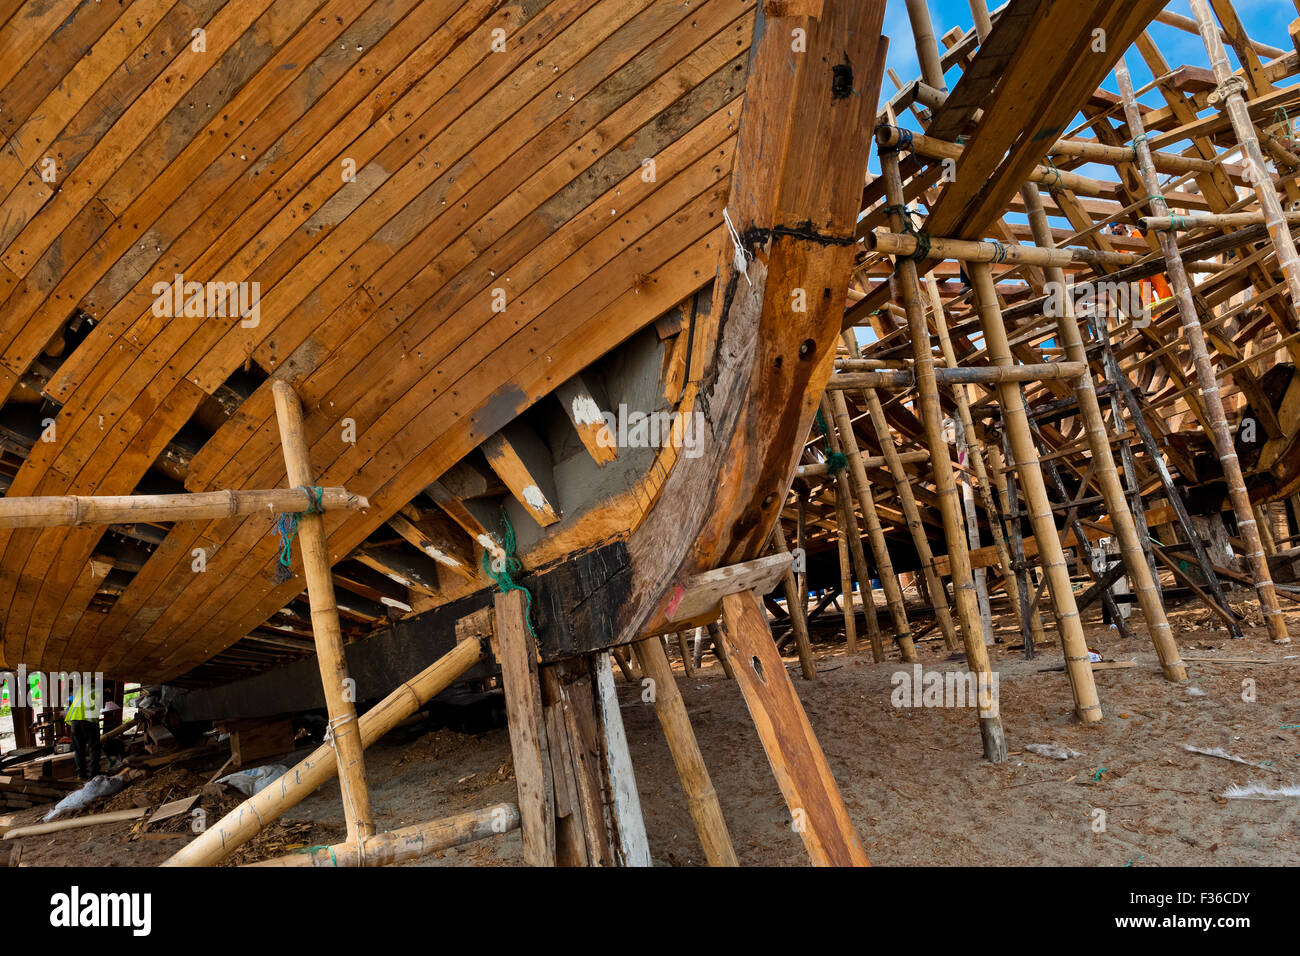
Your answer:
570,393 -> 604,425
423,545 -> 461,567
522,484 -> 549,513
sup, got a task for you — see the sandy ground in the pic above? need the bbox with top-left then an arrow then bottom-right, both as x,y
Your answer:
6,596 -> 1299,867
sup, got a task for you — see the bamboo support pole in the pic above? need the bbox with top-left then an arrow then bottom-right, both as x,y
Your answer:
1118,58 -> 1289,645
272,381 -> 375,845
1019,184 -> 1186,681
827,363 -> 1086,389
905,0 -> 946,93
925,273 -> 1040,650
1105,350 -> 1245,640
878,145 -> 1006,761
857,383 -> 960,651
828,389 -> 918,662
633,635 -> 739,867
968,261 -> 1102,722
0,487 -> 369,529
798,448 -> 929,477
835,522 -> 858,654
955,420 -> 994,646
1140,211 -> 1300,232
165,635 -> 486,866
248,804 -> 520,867
818,395 -> 883,660
870,229 -> 1138,269
772,523 -> 818,679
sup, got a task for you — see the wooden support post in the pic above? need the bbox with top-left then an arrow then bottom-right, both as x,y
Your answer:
633,636 -> 739,866
968,262 -> 1103,723
593,653 -> 651,866
706,623 -> 736,681
879,147 -> 1007,760
271,381 -> 375,845
828,389 -> 918,662
858,384 -> 959,650
492,591 -> 556,867
836,522 -> 858,656
1117,58 -> 1288,644
539,659 -> 614,866
676,631 -> 697,680
1019,183 -> 1186,680
719,590 -> 869,866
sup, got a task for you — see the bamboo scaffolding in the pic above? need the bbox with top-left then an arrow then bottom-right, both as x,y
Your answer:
165,627 -> 486,866
878,144 -> 1006,761
272,382 -> 375,846
1018,183 -> 1186,681
771,523 -> 818,678
870,229 -> 1139,269
924,273 -> 1040,651
827,389 -> 918,662
857,382 -> 960,650
798,448 -> 930,477
0,488 -> 369,529
1117,58 -> 1289,645
827,363 -> 1086,389
1140,211 -> 1300,231
818,394 -> 882,660
968,261 -> 1102,722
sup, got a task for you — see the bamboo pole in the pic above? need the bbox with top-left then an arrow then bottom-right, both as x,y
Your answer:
165,610 -> 487,866
798,448 -> 929,477
248,804 -> 520,867
1117,58 -> 1289,645
633,635 -> 739,866
1139,211 -> 1300,231
1019,183 -> 1186,681
835,521 -> 858,654
905,0 -> 946,93
878,145 -> 1006,761
954,419 -> 994,646
818,395 -> 882,660
0,487 -> 369,528
828,389 -> 918,662
870,229 -> 1138,269
272,382 -> 375,845
925,273 -> 1040,650
968,261 -> 1102,722
827,363 -> 1085,388
2,808 -> 146,839
772,523 -> 817,679
857,384 -> 960,650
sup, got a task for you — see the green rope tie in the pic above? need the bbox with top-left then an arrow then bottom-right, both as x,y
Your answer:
481,509 -> 537,637
1043,155 -> 1064,189
814,411 -> 849,475
1126,132 -> 1150,159
271,485 -> 325,583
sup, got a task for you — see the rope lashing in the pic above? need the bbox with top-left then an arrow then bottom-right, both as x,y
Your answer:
881,203 -> 931,263
876,125 -> 913,155
270,485 -> 326,583
985,238 -> 1008,264
1126,132 -> 1150,160
722,207 -> 752,287
814,410 -> 849,475
1043,155 -> 1064,189
481,509 -> 537,637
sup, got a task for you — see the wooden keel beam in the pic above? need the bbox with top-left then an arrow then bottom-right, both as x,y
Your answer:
719,590 -> 869,867
271,381 -> 375,846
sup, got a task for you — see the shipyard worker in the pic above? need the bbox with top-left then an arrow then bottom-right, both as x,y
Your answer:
65,681 -> 103,780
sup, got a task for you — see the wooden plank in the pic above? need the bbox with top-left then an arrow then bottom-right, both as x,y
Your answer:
554,374 -> 618,466
593,652 -> 650,866
719,590 -> 869,866
493,589 -> 557,867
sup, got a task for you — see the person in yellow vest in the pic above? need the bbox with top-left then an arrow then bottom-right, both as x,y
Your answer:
65,681 -> 102,780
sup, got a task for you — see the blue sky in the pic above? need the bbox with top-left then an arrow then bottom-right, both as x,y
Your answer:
878,0 -> 1295,118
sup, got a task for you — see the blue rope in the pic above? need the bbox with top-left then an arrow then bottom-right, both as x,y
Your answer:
271,486 -> 325,583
